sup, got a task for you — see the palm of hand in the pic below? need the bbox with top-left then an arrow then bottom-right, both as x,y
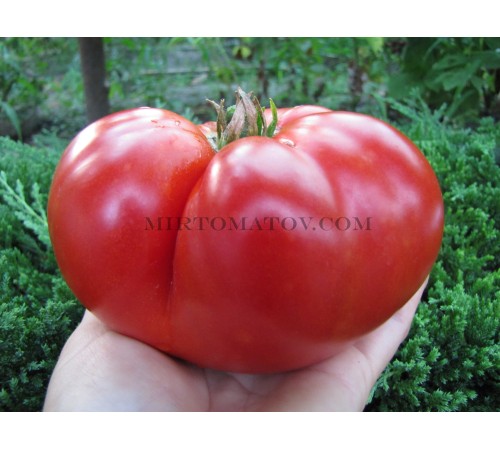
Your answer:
44,282 -> 424,412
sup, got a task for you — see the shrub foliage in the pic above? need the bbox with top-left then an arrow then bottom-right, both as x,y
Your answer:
0,137 -> 83,411
366,100 -> 499,411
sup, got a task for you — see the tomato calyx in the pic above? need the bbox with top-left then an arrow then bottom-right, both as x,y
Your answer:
207,87 -> 278,151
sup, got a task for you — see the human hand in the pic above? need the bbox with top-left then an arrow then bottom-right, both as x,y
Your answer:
43,279 -> 427,411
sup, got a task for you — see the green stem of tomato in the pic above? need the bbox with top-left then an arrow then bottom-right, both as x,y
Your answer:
207,87 -> 278,151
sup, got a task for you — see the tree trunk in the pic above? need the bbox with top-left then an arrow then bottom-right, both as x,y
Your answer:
78,38 -> 110,123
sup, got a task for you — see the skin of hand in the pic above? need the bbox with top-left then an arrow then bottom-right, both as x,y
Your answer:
43,278 -> 427,412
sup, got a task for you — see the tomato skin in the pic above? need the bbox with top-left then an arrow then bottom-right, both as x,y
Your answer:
263,104 -> 333,130
48,108 -> 214,346
171,112 -> 444,372
48,106 -> 444,373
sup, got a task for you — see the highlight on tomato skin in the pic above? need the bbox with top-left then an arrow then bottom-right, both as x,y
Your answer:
47,92 -> 445,374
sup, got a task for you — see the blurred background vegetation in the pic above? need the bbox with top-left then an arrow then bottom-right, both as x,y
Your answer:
1,37 -> 499,142
0,37 -> 499,411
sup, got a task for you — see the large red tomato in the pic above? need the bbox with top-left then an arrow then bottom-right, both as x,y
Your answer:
48,97 -> 444,373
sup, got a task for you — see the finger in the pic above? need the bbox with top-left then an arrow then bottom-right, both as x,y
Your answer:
352,276 -> 428,387
48,310 -> 106,367
44,309 -> 208,411
296,277 -> 428,411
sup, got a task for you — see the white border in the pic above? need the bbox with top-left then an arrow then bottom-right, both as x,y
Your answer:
2,1 -> 500,36
2,412 -> 498,449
